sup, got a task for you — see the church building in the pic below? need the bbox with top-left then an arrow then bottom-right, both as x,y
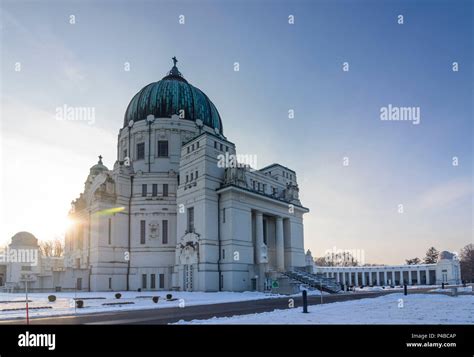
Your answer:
65,58 -> 309,292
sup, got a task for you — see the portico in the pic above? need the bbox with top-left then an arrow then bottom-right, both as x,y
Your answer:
314,258 -> 461,287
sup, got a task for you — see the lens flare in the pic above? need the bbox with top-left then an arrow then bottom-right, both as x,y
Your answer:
94,207 -> 125,217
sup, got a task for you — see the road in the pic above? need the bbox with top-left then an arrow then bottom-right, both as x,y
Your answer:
0,289 -> 436,325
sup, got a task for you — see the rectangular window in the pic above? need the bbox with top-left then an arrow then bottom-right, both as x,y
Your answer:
140,220 -> 146,244
195,171 -> 198,179
137,142 -> 145,160
263,219 -> 267,245
152,184 -> 158,197
222,249 -> 226,260
142,274 -> 147,289
108,218 -> 112,245
253,181 -> 256,190
158,140 -> 168,157
142,184 -> 147,197
162,220 -> 168,244
109,277 -> 112,289
186,175 -> 189,183
187,207 -> 194,232
190,172 -> 194,181
220,143 -> 223,151
196,142 -> 199,148
123,149 -> 128,160
187,146 -> 190,154
163,184 -> 168,197
151,274 -> 156,289
214,141 -> 217,149
225,146 -> 229,152
159,274 -> 165,289
222,208 -> 226,223
192,144 -> 194,151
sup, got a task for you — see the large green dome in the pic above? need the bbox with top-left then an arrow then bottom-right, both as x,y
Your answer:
124,59 -> 223,134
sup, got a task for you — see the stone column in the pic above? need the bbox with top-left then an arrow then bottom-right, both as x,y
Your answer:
275,216 -> 284,271
255,212 -> 264,263
400,270 -> 404,285
425,269 -> 430,285
342,271 -> 346,285
417,270 -> 421,285
255,211 -> 265,291
362,271 -> 366,285
355,271 -> 359,286
384,271 -> 388,286
408,270 -> 413,285
376,271 -> 380,286
368,271 -> 373,285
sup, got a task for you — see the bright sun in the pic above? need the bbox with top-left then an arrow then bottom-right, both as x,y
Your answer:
51,216 -> 76,237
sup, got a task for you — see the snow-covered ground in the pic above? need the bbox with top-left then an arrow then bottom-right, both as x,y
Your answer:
175,293 -> 474,324
430,286 -> 473,293
0,288 -> 324,321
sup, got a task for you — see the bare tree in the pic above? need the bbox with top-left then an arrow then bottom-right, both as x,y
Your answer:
39,238 -> 64,257
52,239 -> 64,257
314,257 -> 329,266
424,247 -> 439,264
406,257 -> 421,265
39,240 -> 54,257
460,244 -> 474,283
318,251 -> 359,267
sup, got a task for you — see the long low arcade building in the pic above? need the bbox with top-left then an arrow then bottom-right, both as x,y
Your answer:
313,251 -> 461,286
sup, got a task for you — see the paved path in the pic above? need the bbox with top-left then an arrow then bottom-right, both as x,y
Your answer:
0,289 -> 413,325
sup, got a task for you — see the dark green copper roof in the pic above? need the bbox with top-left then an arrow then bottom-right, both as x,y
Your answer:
124,59 -> 223,134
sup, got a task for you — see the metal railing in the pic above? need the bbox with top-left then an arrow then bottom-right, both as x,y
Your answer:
284,268 -> 342,293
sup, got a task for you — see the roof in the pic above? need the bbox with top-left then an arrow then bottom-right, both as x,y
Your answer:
123,59 -> 223,134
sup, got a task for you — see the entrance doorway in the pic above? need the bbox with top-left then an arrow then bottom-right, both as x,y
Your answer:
76,277 -> 82,291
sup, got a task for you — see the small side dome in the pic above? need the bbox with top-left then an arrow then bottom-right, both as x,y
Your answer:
90,155 -> 109,176
439,251 -> 455,260
10,231 -> 38,247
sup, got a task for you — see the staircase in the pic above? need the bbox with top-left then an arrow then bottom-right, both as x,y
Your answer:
284,268 -> 342,293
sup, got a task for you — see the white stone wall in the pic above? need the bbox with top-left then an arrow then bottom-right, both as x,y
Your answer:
314,257 -> 462,286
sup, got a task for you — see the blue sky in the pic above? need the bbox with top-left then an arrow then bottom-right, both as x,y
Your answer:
1,0 -> 472,264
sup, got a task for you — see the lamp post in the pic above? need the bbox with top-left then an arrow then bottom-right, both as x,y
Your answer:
20,274 -> 33,325
320,280 -> 323,305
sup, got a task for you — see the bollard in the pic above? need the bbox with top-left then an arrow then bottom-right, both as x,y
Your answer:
302,290 -> 308,313
403,284 -> 407,295
442,282 -> 445,289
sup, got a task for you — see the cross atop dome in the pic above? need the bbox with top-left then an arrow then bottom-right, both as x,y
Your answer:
166,56 -> 185,80
98,155 -> 103,164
